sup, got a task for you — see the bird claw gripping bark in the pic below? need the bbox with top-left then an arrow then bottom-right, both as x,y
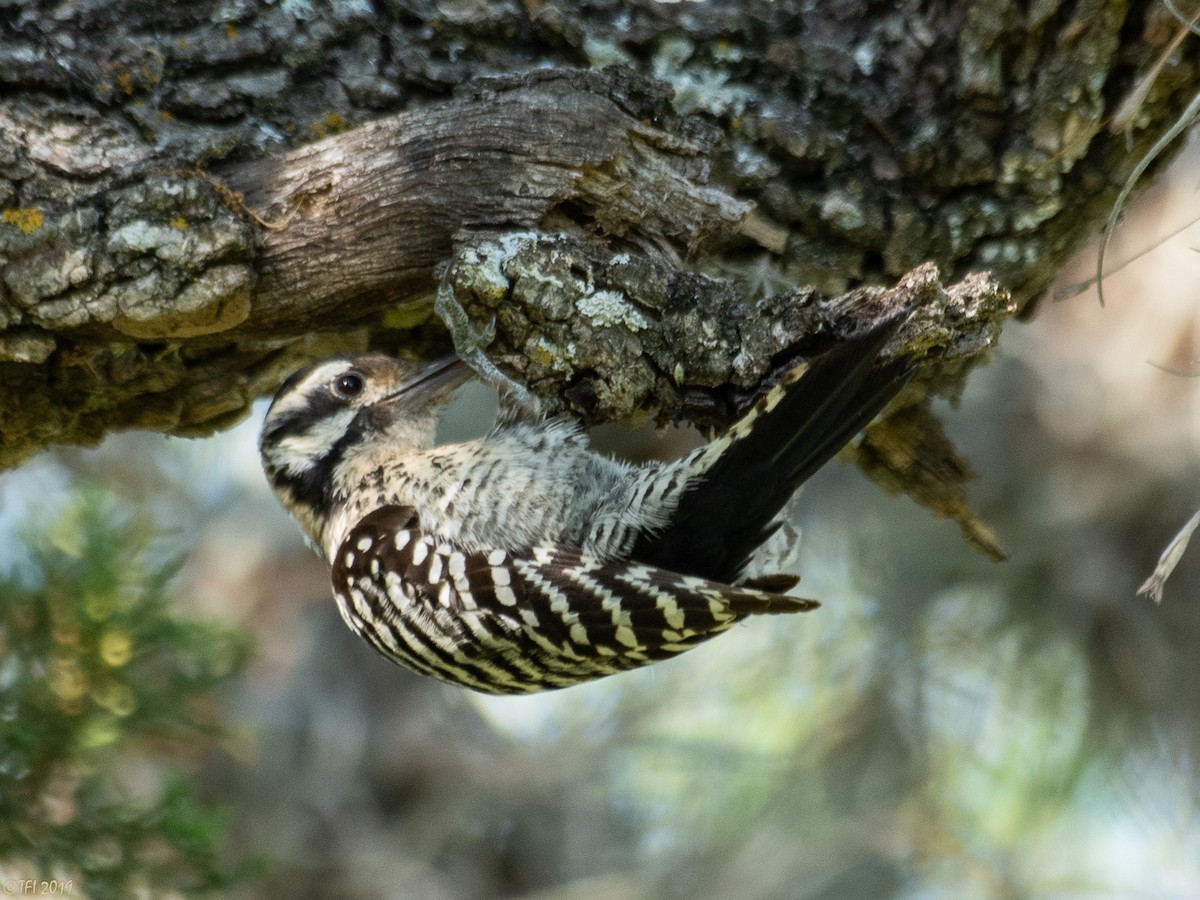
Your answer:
434,269 -> 541,416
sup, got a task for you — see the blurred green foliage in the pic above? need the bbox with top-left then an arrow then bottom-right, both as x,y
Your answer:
0,488 -> 257,898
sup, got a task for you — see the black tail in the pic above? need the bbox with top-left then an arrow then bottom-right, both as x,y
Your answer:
631,315 -> 914,583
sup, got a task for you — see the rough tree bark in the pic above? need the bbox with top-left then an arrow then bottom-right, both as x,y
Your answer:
1,1 -> 1195,553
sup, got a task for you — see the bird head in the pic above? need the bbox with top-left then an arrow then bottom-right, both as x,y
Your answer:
259,353 -> 470,546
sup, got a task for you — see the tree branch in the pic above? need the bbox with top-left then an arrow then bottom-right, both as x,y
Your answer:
226,69 -> 749,336
0,69 -> 753,468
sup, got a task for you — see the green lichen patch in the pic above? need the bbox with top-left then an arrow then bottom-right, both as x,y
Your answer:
2,207 -> 43,235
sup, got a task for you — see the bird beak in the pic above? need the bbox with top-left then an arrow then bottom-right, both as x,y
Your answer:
378,355 -> 472,406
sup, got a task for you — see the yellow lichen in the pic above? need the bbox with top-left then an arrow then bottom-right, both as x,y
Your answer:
224,22 -> 238,40
169,216 -> 188,230
309,112 -> 349,139
527,342 -> 557,366
381,301 -> 434,330
2,207 -> 44,234
117,69 -> 134,95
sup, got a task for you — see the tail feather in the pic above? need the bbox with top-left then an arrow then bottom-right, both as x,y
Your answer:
631,314 -> 914,583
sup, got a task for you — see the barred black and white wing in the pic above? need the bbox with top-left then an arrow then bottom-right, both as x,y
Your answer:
331,505 -> 818,695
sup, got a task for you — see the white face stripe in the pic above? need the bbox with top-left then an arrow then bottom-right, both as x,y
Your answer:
268,408 -> 359,475
261,358 -> 373,478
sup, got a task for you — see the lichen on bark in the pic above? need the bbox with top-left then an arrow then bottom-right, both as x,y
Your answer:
440,231 -> 1015,553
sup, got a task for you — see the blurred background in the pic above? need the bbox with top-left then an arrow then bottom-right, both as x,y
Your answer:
3,135 -> 1200,899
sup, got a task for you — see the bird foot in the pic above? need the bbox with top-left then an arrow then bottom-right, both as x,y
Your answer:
434,268 -> 541,417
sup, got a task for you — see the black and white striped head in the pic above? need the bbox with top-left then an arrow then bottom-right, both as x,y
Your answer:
259,353 -> 470,539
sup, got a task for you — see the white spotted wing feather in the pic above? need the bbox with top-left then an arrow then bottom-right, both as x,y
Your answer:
331,505 -> 818,695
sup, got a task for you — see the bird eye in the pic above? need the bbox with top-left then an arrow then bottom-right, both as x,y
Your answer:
334,372 -> 365,398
